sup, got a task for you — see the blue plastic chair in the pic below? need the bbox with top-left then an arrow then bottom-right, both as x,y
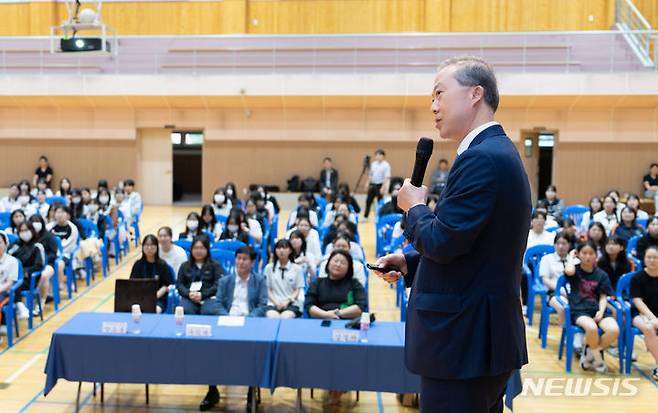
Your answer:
0,211 -> 10,230
131,201 -> 144,248
6,233 -> 18,246
53,235 -> 78,299
210,248 -> 236,275
376,213 -> 402,258
554,275 -> 624,373
173,239 -> 192,252
21,265 -> 45,330
104,215 -> 122,265
45,196 -> 68,206
627,235 -> 641,257
77,218 -> 104,283
616,272 -> 656,375
0,261 -> 23,347
212,239 -> 247,252
164,264 -> 179,314
562,205 -> 588,228
523,245 -> 555,327
117,210 -> 130,256
269,214 -> 279,251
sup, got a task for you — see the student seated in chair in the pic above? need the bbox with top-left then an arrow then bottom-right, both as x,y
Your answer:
629,245 -> 658,381
564,240 -> 619,373
129,234 -> 173,313
175,235 -> 223,316
202,246 -> 267,411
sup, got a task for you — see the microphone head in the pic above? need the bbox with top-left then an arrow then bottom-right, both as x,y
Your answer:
416,137 -> 434,161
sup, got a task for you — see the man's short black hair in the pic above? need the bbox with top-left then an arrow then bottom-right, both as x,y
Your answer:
235,246 -> 257,261
375,149 -> 385,156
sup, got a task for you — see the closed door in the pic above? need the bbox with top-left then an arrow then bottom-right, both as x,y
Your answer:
137,128 -> 173,205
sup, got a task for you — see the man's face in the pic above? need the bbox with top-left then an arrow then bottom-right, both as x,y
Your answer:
323,160 -> 332,169
439,161 -> 449,172
235,253 -> 253,276
374,153 -> 384,162
431,66 -> 478,141
651,165 -> 658,176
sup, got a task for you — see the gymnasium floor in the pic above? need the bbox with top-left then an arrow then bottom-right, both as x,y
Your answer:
0,205 -> 656,412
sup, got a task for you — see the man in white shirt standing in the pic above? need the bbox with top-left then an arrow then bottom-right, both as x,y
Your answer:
364,149 -> 391,219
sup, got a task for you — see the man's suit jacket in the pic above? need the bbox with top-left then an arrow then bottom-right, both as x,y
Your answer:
319,168 -> 339,193
214,272 -> 268,317
403,124 -> 531,380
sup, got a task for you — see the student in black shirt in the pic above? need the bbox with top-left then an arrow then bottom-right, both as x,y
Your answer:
28,215 -> 57,306
597,235 -> 633,292
613,206 -> 645,243
305,250 -> 365,320
637,216 -> 658,262
218,210 -> 250,244
564,240 -> 618,373
129,234 -> 174,313
32,155 -> 53,188
175,235 -> 223,315
337,182 -> 361,214
642,163 -> 658,205
629,245 -> 658,380
8,222 -> 45,318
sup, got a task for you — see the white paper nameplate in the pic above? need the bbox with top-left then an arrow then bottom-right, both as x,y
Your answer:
332,329 -> 361,343
217,316 -> 245,327
101,321 -> 128,334
185,323 -> 212,337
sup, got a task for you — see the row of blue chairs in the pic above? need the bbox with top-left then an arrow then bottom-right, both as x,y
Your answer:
0,203 -> 142,348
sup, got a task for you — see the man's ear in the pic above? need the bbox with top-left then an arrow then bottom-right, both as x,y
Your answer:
471,85 -> 485,106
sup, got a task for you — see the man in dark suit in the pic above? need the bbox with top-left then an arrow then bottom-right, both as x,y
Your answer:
375,56 -> 531,412
319,157 -> 339,197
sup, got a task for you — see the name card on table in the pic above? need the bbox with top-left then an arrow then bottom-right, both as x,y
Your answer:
332,329 -> 361,343
217,316 -> 245,327
101,321 -> 128,334
186,324 -> 212,337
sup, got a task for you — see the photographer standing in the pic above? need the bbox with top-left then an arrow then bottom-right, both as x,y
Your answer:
363,149 -> 391,219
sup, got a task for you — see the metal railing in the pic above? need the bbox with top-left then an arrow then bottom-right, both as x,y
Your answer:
615,0 -> 656,69
0,30 -> 656,75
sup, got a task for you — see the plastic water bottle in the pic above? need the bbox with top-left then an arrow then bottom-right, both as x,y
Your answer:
360,312 -> 370,343
174,306 -> 184,336
131,304 -> 142,334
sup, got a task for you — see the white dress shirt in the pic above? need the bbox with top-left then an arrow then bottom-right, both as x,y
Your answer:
229,274 -> 250,316
456,121 -> 500,156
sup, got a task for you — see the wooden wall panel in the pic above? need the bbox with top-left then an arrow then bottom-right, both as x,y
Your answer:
201,139 -> 459,201
553,141 -> 658,205
0,139 -> 136,190
0,0 -> 613,36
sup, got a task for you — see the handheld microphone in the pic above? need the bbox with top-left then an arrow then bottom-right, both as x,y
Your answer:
410,137 -> 434,187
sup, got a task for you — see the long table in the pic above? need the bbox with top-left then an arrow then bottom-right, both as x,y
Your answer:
44,312 -> 418,411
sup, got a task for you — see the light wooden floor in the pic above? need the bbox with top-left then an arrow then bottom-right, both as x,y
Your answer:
0,205 -> 656,412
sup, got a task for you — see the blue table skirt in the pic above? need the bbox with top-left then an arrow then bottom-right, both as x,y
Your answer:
271,319 -> 420,393
44,313 -> 279,395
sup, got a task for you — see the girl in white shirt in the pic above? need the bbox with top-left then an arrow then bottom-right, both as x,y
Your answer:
593,196 -> 620,235
286,217 -> 322,266
626,194 -> 650,221
264,239 -> 305,319
527,211 -> 556,248
289,230 -> 316,284
580,196 -> 603,236
539,234 -> 572,326
211,188 -> 232,217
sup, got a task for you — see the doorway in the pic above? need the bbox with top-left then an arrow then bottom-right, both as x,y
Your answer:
172,131 -> 203,203
521,129 -> 556,204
